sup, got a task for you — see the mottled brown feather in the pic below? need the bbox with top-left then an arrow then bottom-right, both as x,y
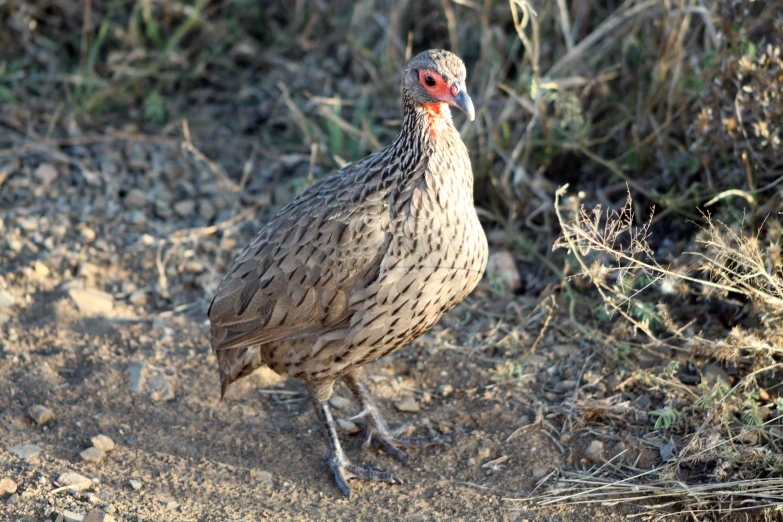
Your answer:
209,49 -> 488,397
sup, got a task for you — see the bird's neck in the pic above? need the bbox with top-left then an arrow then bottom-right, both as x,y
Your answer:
395,93 -> 459,150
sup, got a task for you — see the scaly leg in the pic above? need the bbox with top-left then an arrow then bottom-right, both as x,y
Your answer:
307,382 -> 401,499
342,372 -> 451,465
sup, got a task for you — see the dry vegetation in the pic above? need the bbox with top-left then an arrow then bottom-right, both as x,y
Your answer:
1,0 -> 782,519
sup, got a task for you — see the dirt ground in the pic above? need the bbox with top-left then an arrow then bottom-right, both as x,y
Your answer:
0,138 -> 647,521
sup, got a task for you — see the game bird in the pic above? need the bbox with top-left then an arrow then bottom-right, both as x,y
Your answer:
208,49 -> 488,498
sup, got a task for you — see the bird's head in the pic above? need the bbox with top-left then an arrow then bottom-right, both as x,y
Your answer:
403,49 -> 475,122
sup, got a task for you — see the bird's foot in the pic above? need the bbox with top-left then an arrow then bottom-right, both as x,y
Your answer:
327,450 -> 402,499
359,417 -> 451,465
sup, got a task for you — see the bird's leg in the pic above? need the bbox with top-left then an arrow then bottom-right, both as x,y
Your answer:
307,382 -> 400,498
342,373 -> 451,465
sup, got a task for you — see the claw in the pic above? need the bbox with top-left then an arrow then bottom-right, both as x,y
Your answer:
329,455 -> 400,499
309,384 -> 403,499
343,375 -> 451,466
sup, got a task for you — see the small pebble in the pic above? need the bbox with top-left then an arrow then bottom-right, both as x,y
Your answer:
84,512 -> 116,522
328,395 -> 353,410
57,472 -> 92,490
585,440 -> 604,464
28,404 -> 55,425
257,471 -> 273,487
129,480 -> 142,491
437,384 -> 454,396
0,289 -> 15,309
33,261 -> 50,278
531,467 -> 549,480
62,510 -> 85,522
91,435 -> 115,452
80,447 -> 106,463
485,250 -> 522,292
6,493 -> 19,505
161,499 -> 178,510
147,374 -> 175,402
8,444 -> 41,459
0,478 -> 18,494
127,362 -> 145,393
68,288 -> 114,316
34,163 -> 59,183
128,290 -> 147,306
394,395 -> 420,413
336,419 -> 360,434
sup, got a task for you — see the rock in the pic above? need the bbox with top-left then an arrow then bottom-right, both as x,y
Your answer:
173,199 -> 196,218
8,444 -> 41,459
5,493 -> 19,505
610,441 -> 627,462
91,435 -> 115,452
395,395 -> 420,413
552,344 -> 579,357
521,353 -> 547,368
62,510 -> 85,522
336,419 -> 360,434
18,216 -> 38,231
34,163 -> 59,184
127,362 -> 145,393
0,289 -> 15,309
80,447 -> 106,463
0,478 -> 17,494
659,441 -> 674,461
257,470 -> 273,487
80,227 -> 96,242
83,512 -> 116,522
124,188 -> 148,208
181,260 -> 205,274
702,364 -> 731,387
68,288 -> 114,316
28,404 -> 55,425
57,472 -> 92,490
198,199 -> 216,222
584,440 -> 604,464
553,380 -> 577,392
78,262 -> 101,278
531,467 -> 549,480
128,290 -> 147,306
633,394 -> 652,409
147,374 -> 175,402
33,261 -> 50,278
161,499 -> 178,510
485,251 -> 522,292
328,395 -> 353,410
486,229 -> 512,248
128,480 -> 142,491
437,384 -> 454,396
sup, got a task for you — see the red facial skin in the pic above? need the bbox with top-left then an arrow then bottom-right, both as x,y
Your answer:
418,70 -> 459,135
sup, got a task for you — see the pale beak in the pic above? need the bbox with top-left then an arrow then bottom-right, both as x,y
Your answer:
450,81 -> 475,121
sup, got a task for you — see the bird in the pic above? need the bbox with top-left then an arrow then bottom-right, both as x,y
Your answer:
208,49 -> 488,498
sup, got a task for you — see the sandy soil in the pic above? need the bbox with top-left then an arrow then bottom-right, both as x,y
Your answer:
0,138 -> 650,522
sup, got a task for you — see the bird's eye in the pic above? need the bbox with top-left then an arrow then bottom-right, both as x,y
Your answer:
424,75 -> 436,87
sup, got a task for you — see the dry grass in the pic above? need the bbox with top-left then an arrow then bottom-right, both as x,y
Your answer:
2,0 -> 783,518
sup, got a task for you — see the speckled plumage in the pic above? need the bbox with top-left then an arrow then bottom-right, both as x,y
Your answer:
208,49 -> 488,497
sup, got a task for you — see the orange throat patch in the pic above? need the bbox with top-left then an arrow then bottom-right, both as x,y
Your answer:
423,103 -> 447,137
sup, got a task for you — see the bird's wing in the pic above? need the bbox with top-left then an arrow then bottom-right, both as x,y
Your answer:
208,159 -> 395,353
